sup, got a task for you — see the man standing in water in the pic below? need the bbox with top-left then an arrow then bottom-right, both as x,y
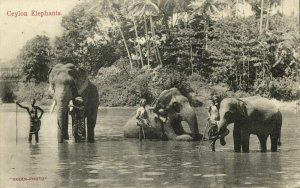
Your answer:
16,99 -> 44,143
69,97 -> 86,143
207,95 -> 228,151
207,96 -> 220,140
136,98 -> 151,141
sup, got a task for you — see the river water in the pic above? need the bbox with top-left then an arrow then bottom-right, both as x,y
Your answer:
0,105 -> 300,188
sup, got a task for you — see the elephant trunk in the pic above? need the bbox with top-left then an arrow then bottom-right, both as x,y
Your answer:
55,85 -> 74,142
217,116 -> 227,132
217,116 -> 230,146
180,106 -> 201,140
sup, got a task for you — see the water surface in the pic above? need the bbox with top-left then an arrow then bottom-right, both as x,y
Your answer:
0,105 -> 300,187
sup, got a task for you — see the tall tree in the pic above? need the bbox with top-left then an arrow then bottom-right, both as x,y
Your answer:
128,0 -> 162,66
189,0 -> 222,50
89,0 -> 134,69
17,35 -> 52,82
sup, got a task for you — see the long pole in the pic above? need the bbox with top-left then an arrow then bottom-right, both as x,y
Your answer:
16,103 -> 18,144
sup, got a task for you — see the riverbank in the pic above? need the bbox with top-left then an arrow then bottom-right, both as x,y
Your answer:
0,98 -> 299,112
0,103 -> 137,112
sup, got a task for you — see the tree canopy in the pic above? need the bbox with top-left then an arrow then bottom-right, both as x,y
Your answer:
15,0 -> 300,102
17,35 -> 52,82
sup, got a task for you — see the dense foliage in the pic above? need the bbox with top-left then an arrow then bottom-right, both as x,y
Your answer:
8,0 -> 300,104
17,35 -> 52,82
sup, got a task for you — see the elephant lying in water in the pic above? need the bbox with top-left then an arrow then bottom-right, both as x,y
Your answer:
217,96 -> 282,152
123,88 -> 202,141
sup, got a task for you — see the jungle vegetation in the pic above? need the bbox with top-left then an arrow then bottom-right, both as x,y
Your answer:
3,0 -> 300,106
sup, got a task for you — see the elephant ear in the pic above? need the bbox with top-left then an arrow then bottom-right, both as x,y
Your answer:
48,63 -> 64,82
236,99 -> 247,118
76,67 -> 89,95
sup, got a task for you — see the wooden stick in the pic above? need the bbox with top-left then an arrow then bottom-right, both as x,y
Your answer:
16,103 -> 18,144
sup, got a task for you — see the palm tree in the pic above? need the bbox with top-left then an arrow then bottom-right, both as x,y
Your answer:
259,0 -> 264,34
128,0 -> 162,66
89,0 -> 134,69
189,0 -> 222,50
128,12 -> 144,67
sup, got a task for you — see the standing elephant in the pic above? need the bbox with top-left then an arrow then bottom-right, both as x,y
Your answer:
123,88 -> 202,141
217,96 -> 282,152
49,63 -> 99,143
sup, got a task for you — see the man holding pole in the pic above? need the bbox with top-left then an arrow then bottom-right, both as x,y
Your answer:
136,98 -> 151,141
16,99 -> 44,143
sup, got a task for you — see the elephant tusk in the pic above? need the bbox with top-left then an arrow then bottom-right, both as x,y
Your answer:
50,100 -> 57,113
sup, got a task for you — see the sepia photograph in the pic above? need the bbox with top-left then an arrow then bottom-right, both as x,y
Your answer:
0,0 -> 299,187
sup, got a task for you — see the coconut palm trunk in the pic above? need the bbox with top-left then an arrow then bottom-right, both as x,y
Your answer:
259,0 -> 264,34
133,20 -> 144,67
144,15 -> 150,66
113,13 -> 133,69
265,0 -> 270,30
149,15 -> 162,66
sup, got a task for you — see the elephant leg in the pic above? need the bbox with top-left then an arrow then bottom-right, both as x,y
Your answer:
28,133 -> 33,142
57,120 -> 64,143
241,133 -> 250,153
233,126 -> 242,152
63,123 -> 69,140
258,134 -> 268,152
171,120 -> 186,135
87,110 -> 97,143
270,135 -> 278,152
87,120 -> 95,143
270,117 -> 281,152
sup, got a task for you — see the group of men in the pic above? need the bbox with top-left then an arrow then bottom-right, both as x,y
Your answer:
17,95 -> 224,143
16,97 -> 86,143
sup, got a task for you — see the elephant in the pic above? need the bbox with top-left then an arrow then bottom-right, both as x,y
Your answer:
123,88 -> 202,141
217,96 -> 282,152
48,63 -> 99,143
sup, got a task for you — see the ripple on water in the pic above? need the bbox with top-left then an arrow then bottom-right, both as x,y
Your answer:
202,174 -> 227,178
143,172 -> 165,176
182,162 -> 193,166
193,174 -> 202,177
85,179 -> 119,183
88,170 -> 98,174
118,169 -> 134,175
134,165 -> 152,168
137,178 -> 154,181
86,164 -> 104,169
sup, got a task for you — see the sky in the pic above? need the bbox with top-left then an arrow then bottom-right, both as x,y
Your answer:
0,0 -> 81,63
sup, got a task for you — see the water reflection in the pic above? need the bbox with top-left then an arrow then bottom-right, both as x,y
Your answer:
0,108 -> 299,187
29,143 -> 41,167
57,144 -> 72,187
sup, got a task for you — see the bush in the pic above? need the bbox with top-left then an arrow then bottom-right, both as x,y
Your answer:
270,77 -> 300,101
95,59 -> 142,106
133,73 -> 153,103
95,65 -> 198,106
0,81 -> 17,103
151,67 -> 192,97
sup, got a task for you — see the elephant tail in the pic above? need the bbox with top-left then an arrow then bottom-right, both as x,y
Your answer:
278,139 -> 282,146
